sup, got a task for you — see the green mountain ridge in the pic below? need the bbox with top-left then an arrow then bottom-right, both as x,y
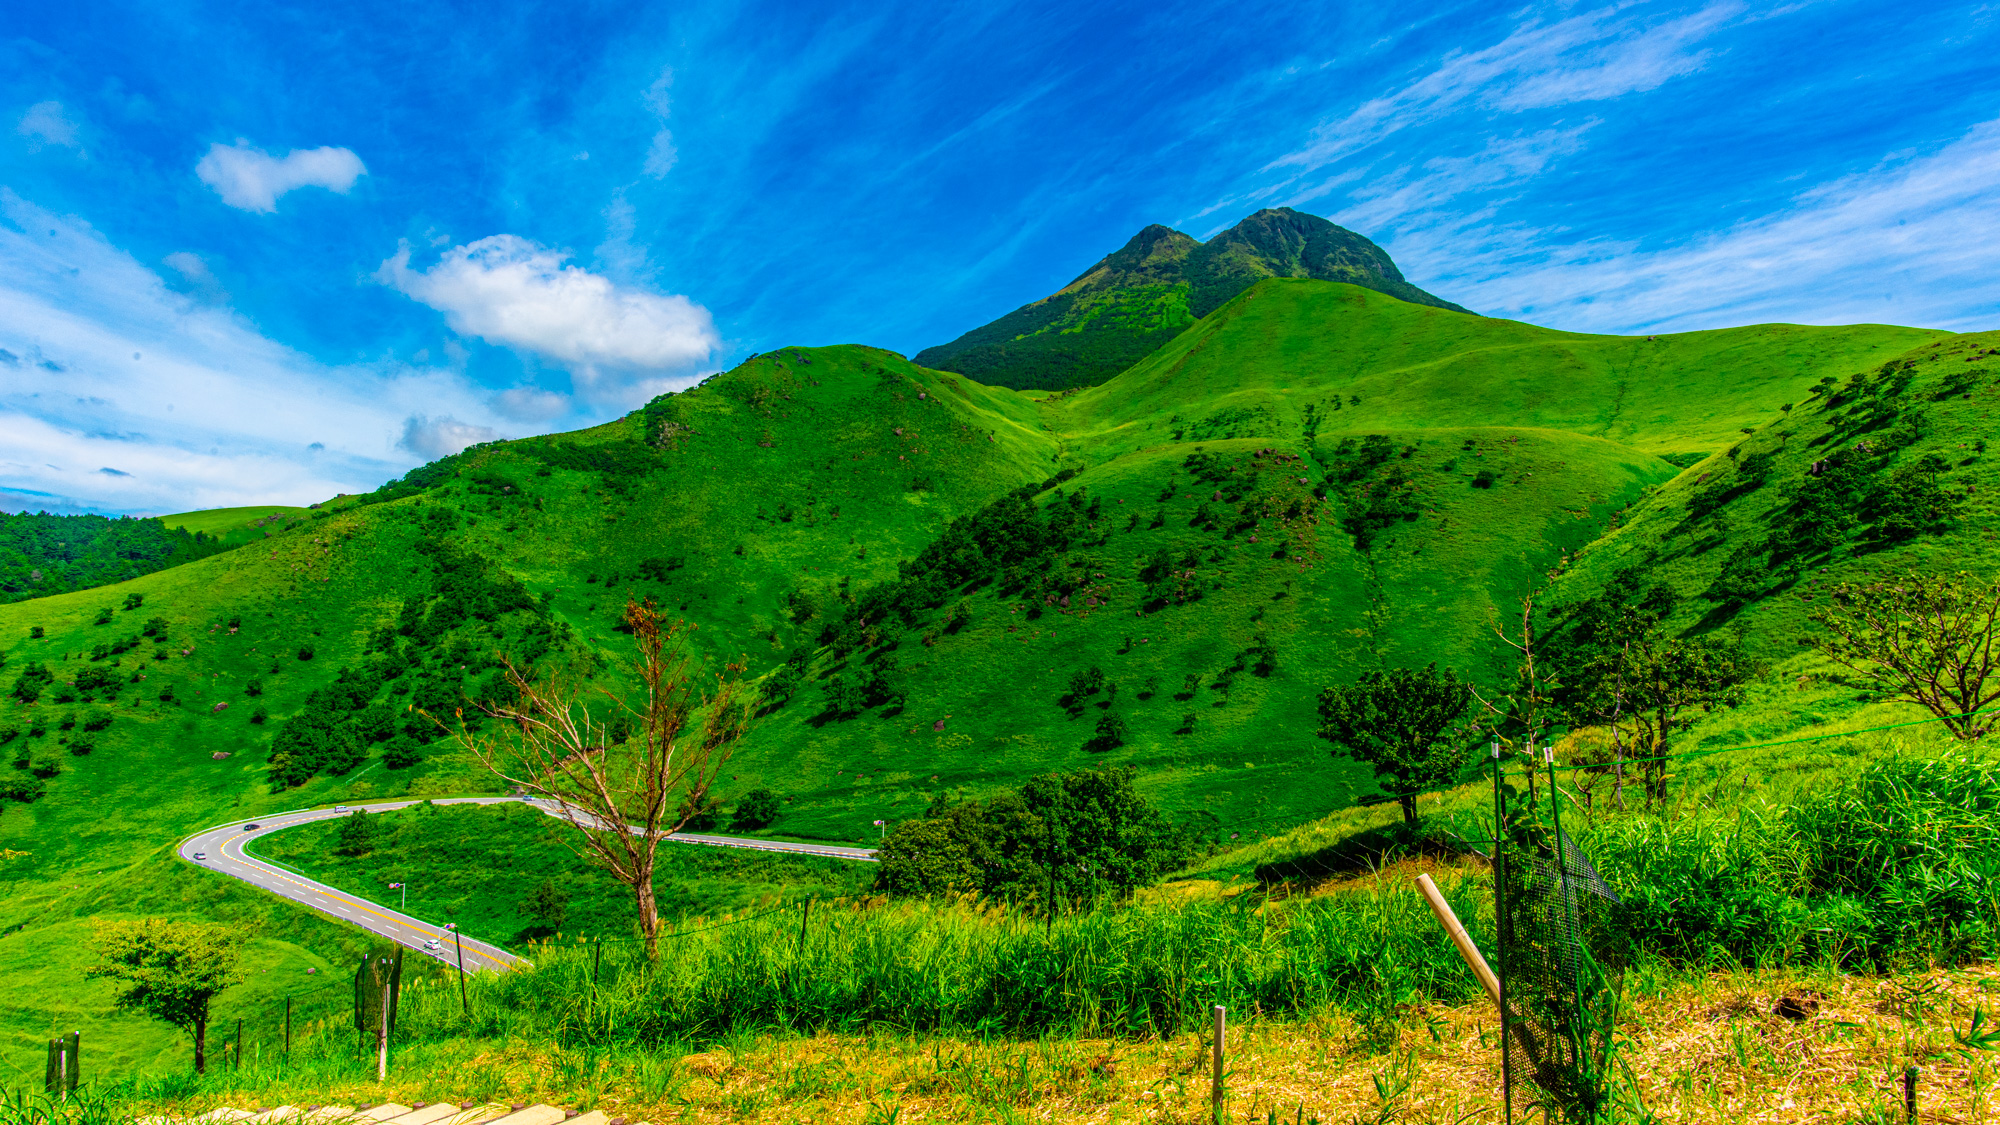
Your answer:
914,207 -> 1469,391
0,275 -> 1982,1072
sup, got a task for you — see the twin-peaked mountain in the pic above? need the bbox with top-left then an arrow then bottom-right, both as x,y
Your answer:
914,207 -> 1470,390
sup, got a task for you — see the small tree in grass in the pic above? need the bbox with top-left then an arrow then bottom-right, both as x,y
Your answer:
1808,572 -> 2000,739
1316,664 -> 1475,825
85,919 -> 241,1073
520,878 -> 570,935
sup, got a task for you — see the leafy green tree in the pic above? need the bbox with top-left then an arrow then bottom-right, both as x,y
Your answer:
84,919 -> 242,1073
823,673 -> 864,718
1872,454 -> 1963,541
859,655 -> 904,709
732,787 -> 781,831
334,810 -> 375,856
519,878 -> 570,934
382,736 -> 422,769
760,664 -> 801,712
1809,572 -> 2000,740
1316,665 -> 1475,825
1567,606 -> 1753,803
1086,713 -> 1127,752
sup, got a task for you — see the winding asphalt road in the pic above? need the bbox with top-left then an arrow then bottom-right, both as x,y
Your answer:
177,796 -> 877,972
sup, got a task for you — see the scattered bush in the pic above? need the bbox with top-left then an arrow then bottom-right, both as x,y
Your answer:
733,788 -> 782,831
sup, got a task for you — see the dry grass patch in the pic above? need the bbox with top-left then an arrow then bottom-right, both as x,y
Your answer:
108,963 -> 2000,1124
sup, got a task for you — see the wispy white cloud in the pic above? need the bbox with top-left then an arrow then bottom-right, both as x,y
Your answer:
195,140 -> 367,212
0,191 -> 511,514
1432,118 -> 2000,333
17,100 -> 82,152
162,250 -> 229,304
492,386 -> 572,421
642,69 -> 677,179
1269,3 -> 1738,177
377,234 -> 718,403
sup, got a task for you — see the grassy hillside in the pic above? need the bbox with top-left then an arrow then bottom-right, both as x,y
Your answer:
1066,278 -> 1942,459
158,506 -> 312,548
0,286 -> 1966,1075
914,208 -> 1468,391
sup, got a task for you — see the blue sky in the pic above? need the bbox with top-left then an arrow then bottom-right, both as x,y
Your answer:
4,0 -> 1999,514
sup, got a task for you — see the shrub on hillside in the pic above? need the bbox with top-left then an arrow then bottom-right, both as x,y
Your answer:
733,788 -> 781,831
334,810 -> 374,856
876,766 -> 1189,902
382,736 -> 423,769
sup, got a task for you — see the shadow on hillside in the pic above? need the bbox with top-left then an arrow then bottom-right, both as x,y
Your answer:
1253,819 -> 1483,891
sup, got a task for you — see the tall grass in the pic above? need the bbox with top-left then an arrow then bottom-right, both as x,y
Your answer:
1592,748 -> 2000,969
381,874 -> 1492,1048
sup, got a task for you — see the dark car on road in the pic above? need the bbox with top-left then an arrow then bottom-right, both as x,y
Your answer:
242,823 -> 260,831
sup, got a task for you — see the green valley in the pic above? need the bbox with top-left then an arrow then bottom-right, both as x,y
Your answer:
0,221 -> 1987,1087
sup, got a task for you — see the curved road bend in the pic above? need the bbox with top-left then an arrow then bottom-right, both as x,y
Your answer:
178,796 -> 877,973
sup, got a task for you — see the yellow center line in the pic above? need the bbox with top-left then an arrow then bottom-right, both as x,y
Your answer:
217,831 -> 512,970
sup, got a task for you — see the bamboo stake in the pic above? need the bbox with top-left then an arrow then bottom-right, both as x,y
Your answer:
1416,872 -> 1501,1009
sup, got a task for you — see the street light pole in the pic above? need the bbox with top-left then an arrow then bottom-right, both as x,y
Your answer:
389,882 -> 405,910
873,818 -> 885,841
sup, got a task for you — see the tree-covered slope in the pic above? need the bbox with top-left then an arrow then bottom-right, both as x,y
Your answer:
1539,329 -> 2000,743
0,511 -> 236,605
914,208 -> 1469,391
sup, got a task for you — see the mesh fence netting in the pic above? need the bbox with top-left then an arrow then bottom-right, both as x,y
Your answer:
1499,823 -> 1629,1122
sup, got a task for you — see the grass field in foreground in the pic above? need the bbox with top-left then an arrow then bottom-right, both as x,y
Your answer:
64,963 -> 1996,1124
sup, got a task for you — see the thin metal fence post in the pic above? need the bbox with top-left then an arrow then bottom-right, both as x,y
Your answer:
797,897 -> 814,953
285,997 -> 292,1056
234,1018 -> 243,1071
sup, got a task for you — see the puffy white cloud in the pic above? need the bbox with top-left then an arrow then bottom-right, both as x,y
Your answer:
377,235 -> 718,400
195,140 -> 367,213
400,415 -> 501,458
0,191 -> 516,513
17,101 -> 82,150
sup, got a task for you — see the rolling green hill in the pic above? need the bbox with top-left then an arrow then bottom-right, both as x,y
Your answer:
0,278 -> 1967,1072
158,505 -> 312,548
914,208 -> 1470,391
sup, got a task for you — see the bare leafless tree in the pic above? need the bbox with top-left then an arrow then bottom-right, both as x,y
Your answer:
1808,572 -> 2000,740
449,598 -> 750,958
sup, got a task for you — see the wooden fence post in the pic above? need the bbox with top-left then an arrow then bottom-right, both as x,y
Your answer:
1211,1004 -> 1227,1124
